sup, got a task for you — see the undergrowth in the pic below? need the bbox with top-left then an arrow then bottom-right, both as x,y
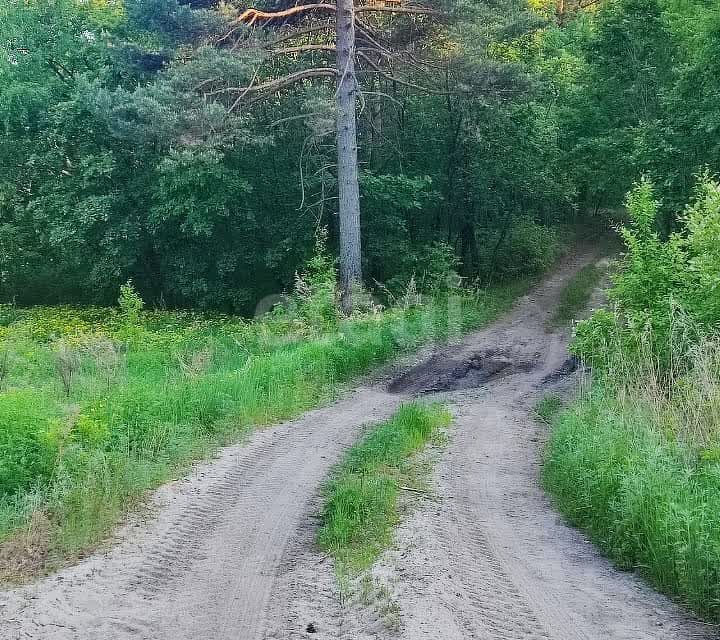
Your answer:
0,280 -> 522,579
318,403 -> 451,573
545,177 -> 720,623
535,394 -> 563,424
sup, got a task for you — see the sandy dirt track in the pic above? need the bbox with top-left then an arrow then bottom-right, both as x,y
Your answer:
0,253 -> 714,640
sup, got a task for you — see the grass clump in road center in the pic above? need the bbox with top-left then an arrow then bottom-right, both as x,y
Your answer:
318,403 -> 451,573
551,262 -> 605,326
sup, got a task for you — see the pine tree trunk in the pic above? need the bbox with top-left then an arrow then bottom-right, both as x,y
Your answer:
556,0 -> 566,25
335,0 -> 362,314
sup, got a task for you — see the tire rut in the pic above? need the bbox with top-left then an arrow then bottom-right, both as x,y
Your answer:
266,250 -> 714,640
435,506 -> 552,640
0,389 -> 400,640
128,431 -> 289,599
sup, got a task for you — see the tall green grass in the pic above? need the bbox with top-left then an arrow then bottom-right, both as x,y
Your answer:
545,178 -> 720,623
318,403 -> 451,573
0,285 -> 521,577
544,338 -> 720,622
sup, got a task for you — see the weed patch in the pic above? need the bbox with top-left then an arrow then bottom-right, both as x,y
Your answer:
535,394 -> 563,424
544,378 -> 720,622
546,179 -> 720,623
0,284 -> 517,578
318,403 -> 451,573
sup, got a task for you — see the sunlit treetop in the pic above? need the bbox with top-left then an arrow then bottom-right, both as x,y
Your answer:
1,0 -> 124,28
76,0 -> 125,27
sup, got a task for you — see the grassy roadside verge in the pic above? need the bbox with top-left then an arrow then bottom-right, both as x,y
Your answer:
551,262 -> 605,326
0,284 -> 522,580
543,179 -> 720,625
318,403 -> 451,573
543,381 -> 720,623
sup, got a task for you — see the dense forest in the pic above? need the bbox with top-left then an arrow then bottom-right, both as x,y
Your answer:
3,0 -> 718,313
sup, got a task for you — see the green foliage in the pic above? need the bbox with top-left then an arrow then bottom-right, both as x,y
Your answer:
548,178 -> 720,623
490,220 -> 562,280
0,284 -> 518,569
682,177 -> 720,326
119,281 -> 144,325
318,403 -> 451,572
0,0 -> 578,313
544,383 -> 720,622
572,177 -> 720,369
118,280 -> 145,345
553,0 -> 720,222
290,229 -> 340,333
0,390 -> 59,498
535,394 -> 563,424
611,180 -> 685,318
571,308 -> 621,369
560,0 -> 678,212
384,242 -> 462,298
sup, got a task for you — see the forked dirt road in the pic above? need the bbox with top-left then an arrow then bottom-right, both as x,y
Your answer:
0,253 -> 713,640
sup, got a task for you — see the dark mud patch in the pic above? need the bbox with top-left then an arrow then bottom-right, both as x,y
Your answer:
389,349 -> 537,394
541,356 -> 580,384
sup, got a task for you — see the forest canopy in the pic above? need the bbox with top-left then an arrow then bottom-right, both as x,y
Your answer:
1,0 -> 718,313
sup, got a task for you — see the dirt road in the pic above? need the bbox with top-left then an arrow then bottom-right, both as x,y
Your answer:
0,254 -> 712,640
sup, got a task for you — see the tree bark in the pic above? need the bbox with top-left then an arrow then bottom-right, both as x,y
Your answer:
336,0 -> 363,314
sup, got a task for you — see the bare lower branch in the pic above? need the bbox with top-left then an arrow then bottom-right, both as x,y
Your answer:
357,60 -> 452,95
268,112 -> 328,127
357,50 -> 385,73
216,24 -> 245,45
238,4 -> 336,25
236,3 -> 440,26
227,67 -> 260,112
355,23 -> 394,57
207,68 -> 338,99
356,5 -> 440,15
271,44 -> 336,55
269,24 -> 334,46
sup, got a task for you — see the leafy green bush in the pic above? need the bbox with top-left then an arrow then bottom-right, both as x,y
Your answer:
290,229 -> 340,333
573,176 -> 720,369
360,173 -> 437,288
490,220 -> 561,280
385,241 -> 462,297
118,281 -> 144,326
546,178 -> 720,623
0,305 -> 22,328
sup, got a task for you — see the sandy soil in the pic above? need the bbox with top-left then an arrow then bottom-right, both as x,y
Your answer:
0,252 -> 714,640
